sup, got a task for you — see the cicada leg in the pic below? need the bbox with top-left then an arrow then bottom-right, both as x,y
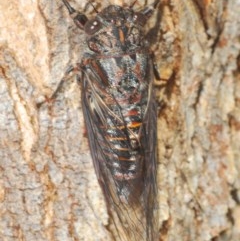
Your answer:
36,63 -> 82,108
51,64 -> 82,99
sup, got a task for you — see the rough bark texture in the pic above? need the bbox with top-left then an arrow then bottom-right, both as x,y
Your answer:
0,0 -> 239,240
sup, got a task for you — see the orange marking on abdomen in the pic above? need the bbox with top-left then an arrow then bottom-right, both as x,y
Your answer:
127,122 -> 141,128
119,28 -> 125,44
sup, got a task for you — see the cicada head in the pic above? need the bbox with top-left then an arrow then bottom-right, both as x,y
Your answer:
84,5 -> 151,54
61,0 -> 159,54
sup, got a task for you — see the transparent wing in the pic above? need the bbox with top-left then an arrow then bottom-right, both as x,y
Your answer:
81,63 -> 158,241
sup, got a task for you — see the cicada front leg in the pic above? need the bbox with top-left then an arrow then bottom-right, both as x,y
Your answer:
36,63 -> 82,108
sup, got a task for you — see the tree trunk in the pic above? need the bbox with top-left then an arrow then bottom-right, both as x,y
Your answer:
0,0 -> 239,240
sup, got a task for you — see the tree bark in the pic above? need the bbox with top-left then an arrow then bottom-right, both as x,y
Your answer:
0,0 -> 239,240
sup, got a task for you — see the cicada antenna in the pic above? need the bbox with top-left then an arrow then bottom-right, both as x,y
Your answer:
62,0 -> 75,14
140,0 -> 160,18
61,0 -> 88,29
153,0 -> 160,8
89,0 -> 99,13
130,0 -> 138,8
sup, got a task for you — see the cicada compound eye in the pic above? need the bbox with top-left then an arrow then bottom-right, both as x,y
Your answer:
84,19 -> 102,35
132,12 -> 147,26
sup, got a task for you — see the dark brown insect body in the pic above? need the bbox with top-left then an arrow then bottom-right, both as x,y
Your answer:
61,0 -> 159,240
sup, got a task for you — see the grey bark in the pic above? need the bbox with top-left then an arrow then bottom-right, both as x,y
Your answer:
0,0 -> 239,240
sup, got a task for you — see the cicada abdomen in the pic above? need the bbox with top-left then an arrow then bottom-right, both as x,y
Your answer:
61,0 -> 159,240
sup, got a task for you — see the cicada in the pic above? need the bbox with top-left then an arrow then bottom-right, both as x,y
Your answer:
60,0 -> 159,240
